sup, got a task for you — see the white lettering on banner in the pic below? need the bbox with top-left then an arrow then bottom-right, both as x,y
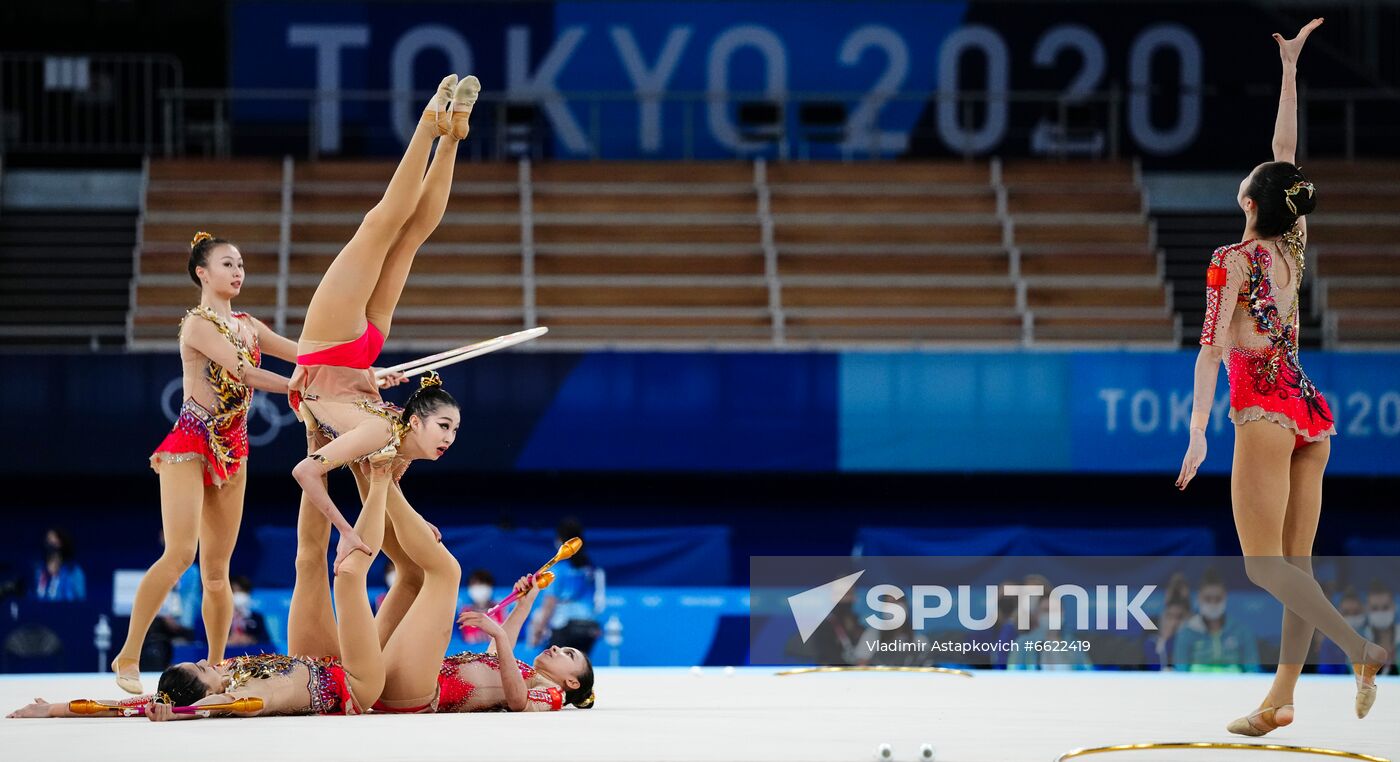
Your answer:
1169,390 -> 1192,433
1030,24 -> 1105,155
287,24 -> 371,154
1103,388 -> 1228,436
508,26 -> 590,154
866,583 -> 907,629
1128,23 -> 1202,155
390,25 -> 474,145
1347,391 -> 1371,436
1049,584 -> 1090,631
1379,392 -> 1400,436
1099,388 -> 1125,432
707,25 -> 788,152
1130,389 -> 1160,433
936,25 -> 1009,155
838,25 -> 910,155
611,26 -> 692,154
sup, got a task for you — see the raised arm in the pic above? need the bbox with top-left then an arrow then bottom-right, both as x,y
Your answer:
1270,18 -> 1322,164
182,318 -> 290,395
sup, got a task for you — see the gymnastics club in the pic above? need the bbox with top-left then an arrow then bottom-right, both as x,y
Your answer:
483,571 -> 556,618
375,327 -> 548,380
68,697 -> 264,717
483,537 -> 583,617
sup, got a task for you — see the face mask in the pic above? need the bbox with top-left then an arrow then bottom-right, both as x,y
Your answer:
1370,609 -> 1396,630
385,572 -> 398,589
1198,601 -> 1226,621
232,592 -> 252,612
468,584 -> 492,606
1344,614 -> 1368,631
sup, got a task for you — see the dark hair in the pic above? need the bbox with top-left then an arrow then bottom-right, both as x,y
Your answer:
564,653 -> 595,709
400,374 -> 459,426
188,232 -> 234,287
1368,578 -> 1394,597
44,527 -> 75,562
1200,568 -> 1225,591
557,517 -> 593,569
1245,161 -> 1317,238
1340,586 -> 1360,604
231,575 -> 253,593
468,568 -> 495,586
157,664 -> 211,707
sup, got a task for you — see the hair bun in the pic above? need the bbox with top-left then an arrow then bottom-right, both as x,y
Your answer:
191,231 -> 215,250
418,370 -> 443,389
1284,178 -> 1317,217
575,691 -> 596,709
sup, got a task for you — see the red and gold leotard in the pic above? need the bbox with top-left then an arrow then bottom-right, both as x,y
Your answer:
371,652 -> 563,714
1200,234 -> 1335,444
289,321 -> 408,476
150,307 -> 261,486
218,653 -> 361,716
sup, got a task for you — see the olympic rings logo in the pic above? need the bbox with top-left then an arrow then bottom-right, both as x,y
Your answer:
160,377 -> 300,446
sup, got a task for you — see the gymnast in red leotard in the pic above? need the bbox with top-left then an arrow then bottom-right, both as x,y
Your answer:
1175,18 -> 1384,737
287,72 -> 480,577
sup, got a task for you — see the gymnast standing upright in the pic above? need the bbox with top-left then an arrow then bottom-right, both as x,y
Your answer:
1175,17 -> 1386,736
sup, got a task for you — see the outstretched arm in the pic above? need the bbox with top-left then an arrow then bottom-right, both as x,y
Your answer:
249,317 -> 299,365
183,318 -> 290,395
1269,18 -> 1322,164
8,696 -> 150,719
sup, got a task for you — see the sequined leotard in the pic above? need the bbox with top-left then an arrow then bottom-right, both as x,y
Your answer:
217,654 -> 361,716
149,307 -> 261,486
370,652 -> 563,714
1199,234 -> 1335,444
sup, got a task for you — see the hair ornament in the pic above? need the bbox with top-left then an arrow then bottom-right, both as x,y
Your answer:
191,231 -> 215,250
1283,180 -> 1315,216
154,691 -> 173,705
576,691 -> 596,709
418,370 -> 443,390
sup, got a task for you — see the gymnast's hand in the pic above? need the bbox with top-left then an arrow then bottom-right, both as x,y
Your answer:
6,699 -> 52,718
334,529 -> 374,575
145,701 -> 180,722
1175,429 -> 1207,491
375,370 -> 408,389
514,574 -> 540,600
458,610 -> 505,639
1273,17 -> 1322,68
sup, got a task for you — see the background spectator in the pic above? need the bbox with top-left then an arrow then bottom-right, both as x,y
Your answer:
1146,593 -> 1191,670
530,518 -> 605,656
31,528 -> 85,601
458,568 -> 506,645
1008,594 -> 1092,671
226,575 -> 268,647
1172,569 -> 1259,673
1364,580 -> 1398,676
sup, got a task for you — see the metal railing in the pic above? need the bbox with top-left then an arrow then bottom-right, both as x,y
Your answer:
0,53 -> 182,155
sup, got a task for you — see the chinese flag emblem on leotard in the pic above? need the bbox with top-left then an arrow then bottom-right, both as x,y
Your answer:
1206,265 -> 1228,288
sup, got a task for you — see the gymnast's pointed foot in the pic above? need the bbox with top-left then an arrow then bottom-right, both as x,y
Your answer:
421,74 -> 458,137
1225,703 -> 1293,737
449,75 -> 481,141
1354,640 -> 1385,718
112,656 -> 143,694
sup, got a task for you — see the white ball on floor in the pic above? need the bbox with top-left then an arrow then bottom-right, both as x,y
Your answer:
689,666 -> 703,676
919,743 -> 936,760
722,666 -> 736,676
875,743 -> 893,761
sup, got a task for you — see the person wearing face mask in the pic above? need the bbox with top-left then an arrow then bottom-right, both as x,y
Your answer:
1172,570 -> 1260,674
227,576 -> 268,648
458,569 -> 506,646
1363,582 -> 1398,676
31,528 -> 86,601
